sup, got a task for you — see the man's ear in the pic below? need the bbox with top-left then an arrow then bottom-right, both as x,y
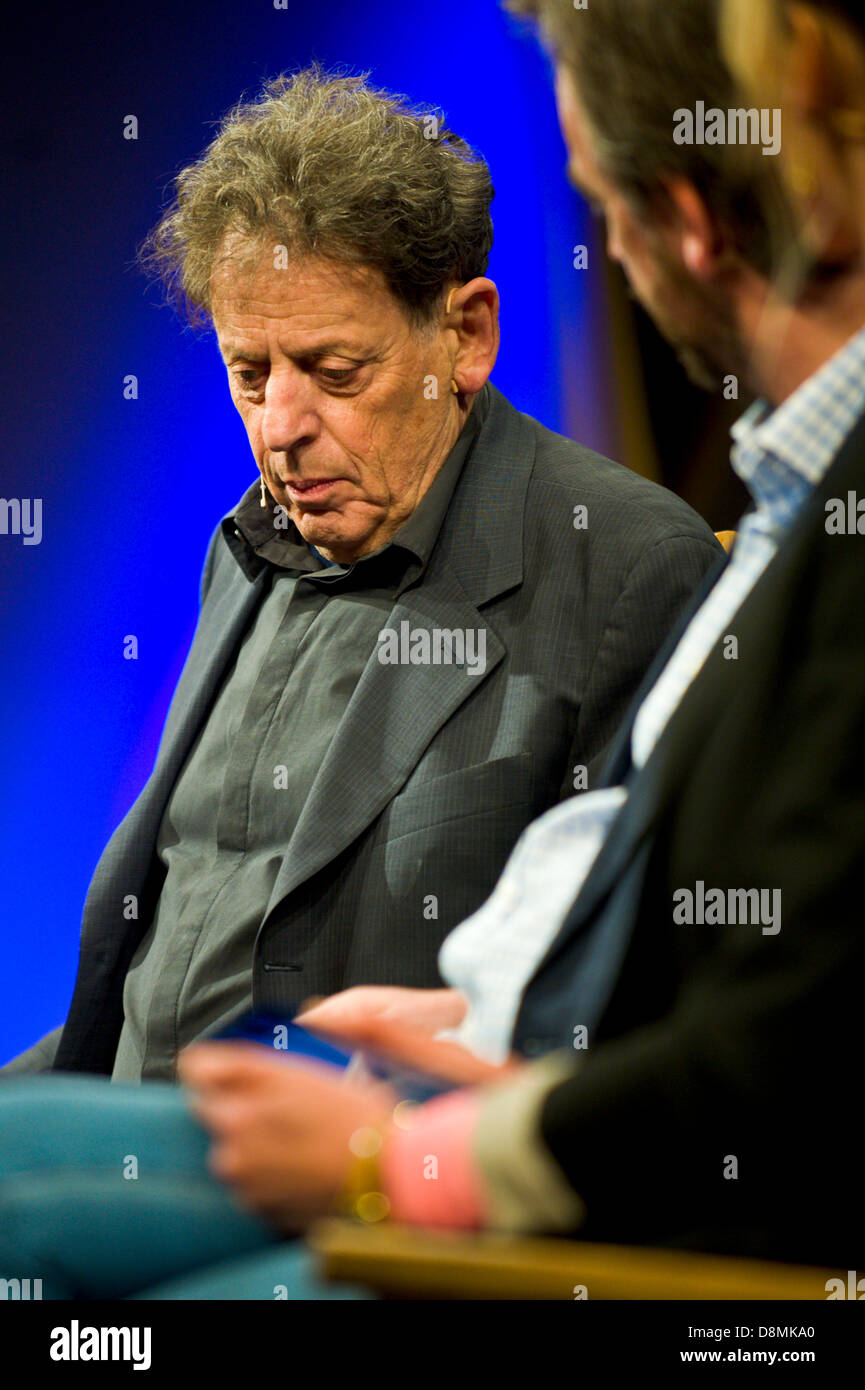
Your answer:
447,277 -> 500,394
786,3 -> 844,116
660,177 -> 729,280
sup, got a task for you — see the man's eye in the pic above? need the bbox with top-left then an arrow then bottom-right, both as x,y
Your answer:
318,366 -> 358,384
236,369 -> 265,388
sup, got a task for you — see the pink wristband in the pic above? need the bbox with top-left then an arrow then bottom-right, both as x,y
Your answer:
380,1088 -> 488,1229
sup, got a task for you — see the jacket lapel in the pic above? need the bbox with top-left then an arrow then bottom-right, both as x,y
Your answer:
596,549 -> 730,790
54,546 -> 269,1074
263,573 -> 507,911
107,556 -> 268,864
262,383 -> 535,916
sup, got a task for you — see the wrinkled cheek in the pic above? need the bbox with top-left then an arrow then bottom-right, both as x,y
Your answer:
238,420 -> 264,466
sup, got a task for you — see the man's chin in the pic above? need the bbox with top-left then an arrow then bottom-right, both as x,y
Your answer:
295,517 -> 365,563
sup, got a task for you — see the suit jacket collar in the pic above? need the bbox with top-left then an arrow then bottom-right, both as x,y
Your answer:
414,381 -> 532,607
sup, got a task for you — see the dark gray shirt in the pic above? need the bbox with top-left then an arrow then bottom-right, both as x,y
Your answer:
112,394 -> 488,1081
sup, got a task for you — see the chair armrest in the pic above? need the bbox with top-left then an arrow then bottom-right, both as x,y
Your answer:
306,1219 -> 833,1300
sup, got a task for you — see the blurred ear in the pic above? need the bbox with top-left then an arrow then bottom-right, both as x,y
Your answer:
780,6 -> 865,264
789,2 -> 865,133
659,178 -> 731,280
786,3 -> 842,116
720,0 -> 780,106
719,1 -> 835,116
447,277 -> 500,395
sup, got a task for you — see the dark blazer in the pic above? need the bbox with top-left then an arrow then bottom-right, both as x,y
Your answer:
514,410 -> 865,1269
50,383 -> 720,1075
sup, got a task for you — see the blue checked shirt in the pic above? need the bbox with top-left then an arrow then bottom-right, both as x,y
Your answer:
440,324 -> 865,1061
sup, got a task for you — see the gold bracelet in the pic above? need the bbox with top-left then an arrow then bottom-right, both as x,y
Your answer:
333,1124 -> 391,1224
332,1101 -> 417,1224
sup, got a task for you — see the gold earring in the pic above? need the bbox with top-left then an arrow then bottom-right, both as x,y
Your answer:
450,378 -> 459,395
260,475 -> 267,508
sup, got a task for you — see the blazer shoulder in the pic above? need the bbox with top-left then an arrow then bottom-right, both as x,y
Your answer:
522,413 -> 721,556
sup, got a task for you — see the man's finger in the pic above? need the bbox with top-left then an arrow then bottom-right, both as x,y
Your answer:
296,996 -> 326,1016
177,1041 -> 282,1088
320,1014 -> 510,1084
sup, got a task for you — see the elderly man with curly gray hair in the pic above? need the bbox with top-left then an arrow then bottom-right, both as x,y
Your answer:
5,66 -> 719,1084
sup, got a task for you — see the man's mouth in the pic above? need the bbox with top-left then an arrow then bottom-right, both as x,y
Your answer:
284,477 -> 341,503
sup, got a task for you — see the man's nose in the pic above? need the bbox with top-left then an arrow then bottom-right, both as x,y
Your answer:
605,225 -> 623,267
260,367 -> 320,454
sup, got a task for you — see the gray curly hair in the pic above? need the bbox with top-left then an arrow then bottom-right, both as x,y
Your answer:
140,65 -> 495,329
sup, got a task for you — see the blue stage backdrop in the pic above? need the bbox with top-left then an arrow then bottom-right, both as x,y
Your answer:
0,0 -> 615,1063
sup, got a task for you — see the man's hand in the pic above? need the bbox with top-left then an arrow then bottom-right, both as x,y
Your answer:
299,986 -> 523,1087
177,1043 -> 396,1232
298,985 -> 468,1037
304,1011 -> 524,1088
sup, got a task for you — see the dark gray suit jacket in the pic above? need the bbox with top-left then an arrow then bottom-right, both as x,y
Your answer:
37,384 -> 719,1075
512,410 -> 865,1268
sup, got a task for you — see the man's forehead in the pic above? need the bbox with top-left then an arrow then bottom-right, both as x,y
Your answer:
210,249 -> 398,355
212,245 -> 384,310
554,65 -> 603,193
217,329 -> 371,363
213,296 -> 369,346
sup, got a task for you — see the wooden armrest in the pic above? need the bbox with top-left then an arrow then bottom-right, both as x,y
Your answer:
715,529 -> 737,552
306,1219 -> 833,1300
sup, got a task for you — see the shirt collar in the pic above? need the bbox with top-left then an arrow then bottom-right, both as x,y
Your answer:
731,321 -> 865,525
225,385 -> 490,588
